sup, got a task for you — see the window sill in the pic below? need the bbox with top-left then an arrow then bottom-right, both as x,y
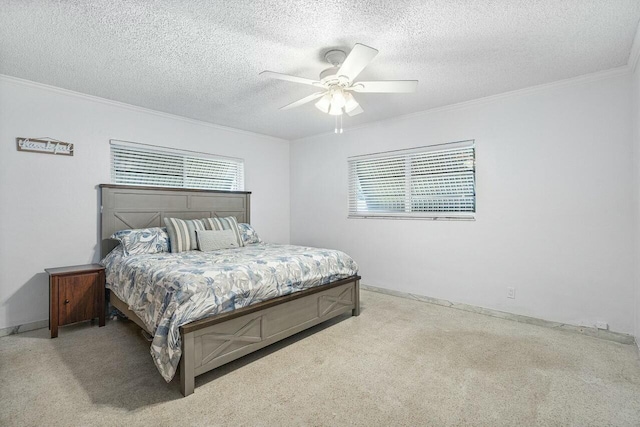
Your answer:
348,215 -> 476,221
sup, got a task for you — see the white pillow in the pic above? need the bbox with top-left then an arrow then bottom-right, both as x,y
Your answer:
196,229 -> 239,251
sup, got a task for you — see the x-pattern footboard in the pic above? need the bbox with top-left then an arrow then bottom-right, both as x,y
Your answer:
201,317 -> 263,365
179,277 -> 360,396
319,287 -> 354,317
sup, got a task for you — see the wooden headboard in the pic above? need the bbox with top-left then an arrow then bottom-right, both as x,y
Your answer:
100,184 -> 251,257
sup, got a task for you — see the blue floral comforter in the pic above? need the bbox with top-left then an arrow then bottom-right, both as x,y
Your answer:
101,243 -> 359,382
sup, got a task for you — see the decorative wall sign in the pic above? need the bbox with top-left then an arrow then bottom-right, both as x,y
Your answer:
16,137 -> 74,156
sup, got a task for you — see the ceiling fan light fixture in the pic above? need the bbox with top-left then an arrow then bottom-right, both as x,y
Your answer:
328,102 -> 343,116
314,93 -> 332,113
331,89 -> 346,109
343,92 -> 359,114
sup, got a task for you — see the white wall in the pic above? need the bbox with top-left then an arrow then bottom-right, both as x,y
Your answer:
2,68 -> 637,337
291,70 -> 636,334
0,76 -> 290,330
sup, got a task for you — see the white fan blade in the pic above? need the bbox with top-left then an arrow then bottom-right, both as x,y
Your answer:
346,105 -> 364,116
260,71 -> 320,86
280,92 -> 326,110
351,80 -> 418,93
338,44 -> 378,81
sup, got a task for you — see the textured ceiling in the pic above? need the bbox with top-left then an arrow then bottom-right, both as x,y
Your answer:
1,1 -> 639,140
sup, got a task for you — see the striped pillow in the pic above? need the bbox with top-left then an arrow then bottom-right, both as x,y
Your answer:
163,218 -> 208,253
200,216 -> 244,248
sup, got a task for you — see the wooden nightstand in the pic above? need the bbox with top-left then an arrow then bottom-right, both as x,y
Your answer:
45,264 -> 105,338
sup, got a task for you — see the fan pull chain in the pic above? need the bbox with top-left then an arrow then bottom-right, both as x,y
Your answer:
334,114 -> 344,134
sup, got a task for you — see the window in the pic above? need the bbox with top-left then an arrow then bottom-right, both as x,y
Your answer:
110,140 -> 244,191
348,140 -> 475,219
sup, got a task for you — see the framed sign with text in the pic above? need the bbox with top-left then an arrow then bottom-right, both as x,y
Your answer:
16,137 -> 74,156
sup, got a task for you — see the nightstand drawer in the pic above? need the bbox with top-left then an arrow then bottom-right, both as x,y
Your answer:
58,273 -> 100,325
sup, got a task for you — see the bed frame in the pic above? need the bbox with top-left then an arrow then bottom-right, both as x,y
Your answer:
99,184 -> 360,396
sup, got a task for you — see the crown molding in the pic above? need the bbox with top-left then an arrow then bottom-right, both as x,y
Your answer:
294,66 -> 632,142
1,63 -> 632,144
0,74 -> 288,143
629,19 -> 640,73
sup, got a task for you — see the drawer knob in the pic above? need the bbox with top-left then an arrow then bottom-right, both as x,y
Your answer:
64,299 -> 70,304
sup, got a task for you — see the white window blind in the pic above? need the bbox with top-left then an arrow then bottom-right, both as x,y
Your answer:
110,140 -> 244,191
348,140 -> 475,219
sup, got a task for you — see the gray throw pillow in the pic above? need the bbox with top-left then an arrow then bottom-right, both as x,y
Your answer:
200,216 -> 244,248
196,229 -> 240,251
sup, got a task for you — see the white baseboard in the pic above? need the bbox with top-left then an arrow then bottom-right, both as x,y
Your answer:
361,284 -> 636,345
0,319 -> 48,338
3,288 -> 637,348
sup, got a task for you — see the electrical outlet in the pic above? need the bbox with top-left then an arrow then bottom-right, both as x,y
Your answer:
595,321 -> 609,330
507,287 -> 516,299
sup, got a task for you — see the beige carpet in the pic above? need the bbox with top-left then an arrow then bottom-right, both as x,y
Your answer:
1,290 -> 639,427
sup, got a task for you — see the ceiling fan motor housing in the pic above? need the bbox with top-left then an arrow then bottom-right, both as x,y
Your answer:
320,49 -> 350,86
319,67 -> 341,83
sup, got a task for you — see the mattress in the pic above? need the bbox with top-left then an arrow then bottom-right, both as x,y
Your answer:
101,243 -> 359,381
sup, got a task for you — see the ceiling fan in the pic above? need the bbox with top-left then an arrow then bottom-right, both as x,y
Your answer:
260,43 -> 418,120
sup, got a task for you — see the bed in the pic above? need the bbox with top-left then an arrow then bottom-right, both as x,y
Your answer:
99,184 -> 361,396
